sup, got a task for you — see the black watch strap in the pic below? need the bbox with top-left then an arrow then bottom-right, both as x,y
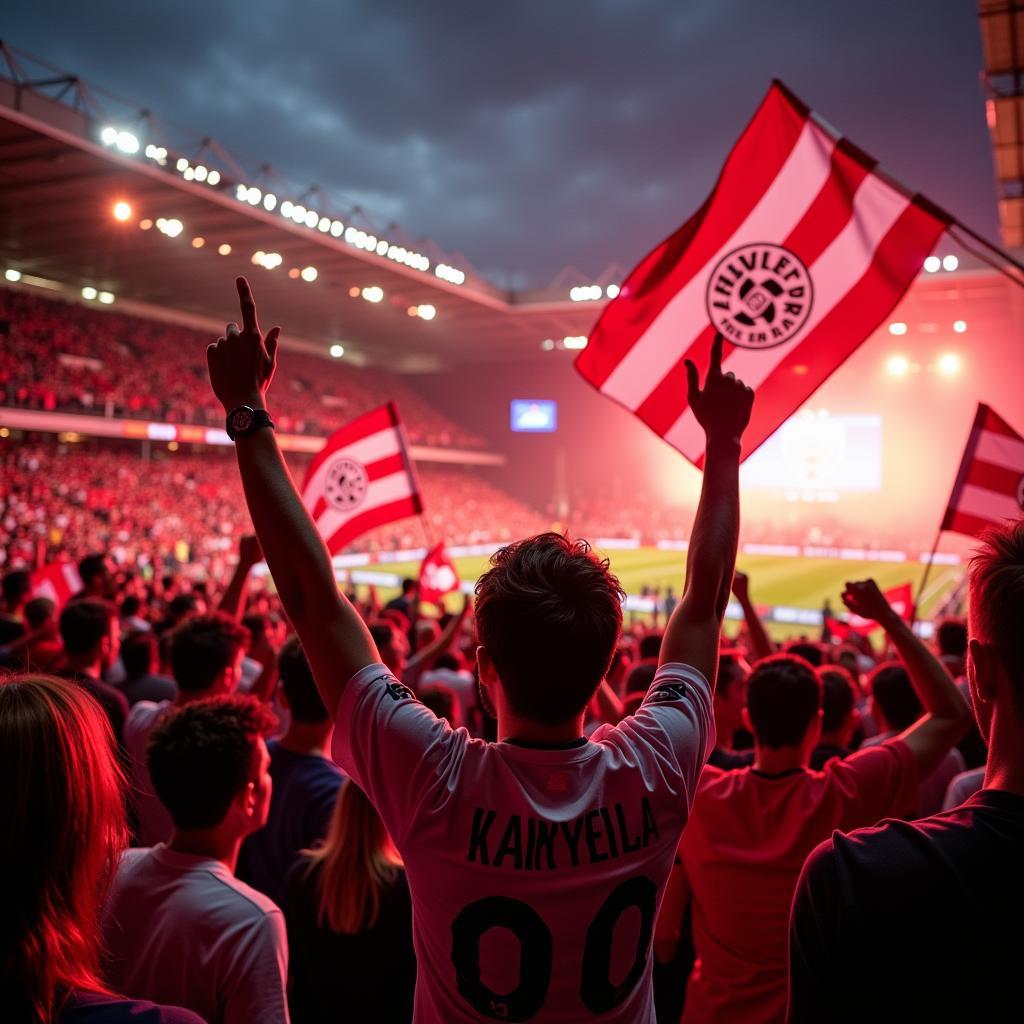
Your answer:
226,405 -> 275,441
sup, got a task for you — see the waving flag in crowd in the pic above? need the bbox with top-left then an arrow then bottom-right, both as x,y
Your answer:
31,559 -> 83,608
418,543 -> 462,605
575,80 -> 950,466
941,404 -> 1024,539
301,402 -> 423,556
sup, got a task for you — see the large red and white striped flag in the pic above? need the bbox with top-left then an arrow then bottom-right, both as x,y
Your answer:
301,402 -> 424,555
575,80 -> 950,465
941,404 -> 1024,538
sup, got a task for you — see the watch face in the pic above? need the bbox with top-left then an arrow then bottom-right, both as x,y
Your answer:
230,408 -> 255,435
325,456 -> 369,511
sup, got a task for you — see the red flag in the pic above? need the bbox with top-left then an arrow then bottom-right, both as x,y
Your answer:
418,543 -> 461,605
941,404 -> 1024,538
575,80 -> 949,466
832,582 -> 913,638
301,402 -> 423,555
31,560 -> 83,608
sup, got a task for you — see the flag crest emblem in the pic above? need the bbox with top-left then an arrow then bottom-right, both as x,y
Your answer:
325,456 -> 369,511
706,242 -> 813,349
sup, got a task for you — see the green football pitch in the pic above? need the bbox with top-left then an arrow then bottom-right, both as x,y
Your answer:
358,547 -> 961,640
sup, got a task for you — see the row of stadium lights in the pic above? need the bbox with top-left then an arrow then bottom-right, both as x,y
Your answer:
541,336 -> 588,351
5,265 -> 354,362
887,353 -> 962,378
99,126 -> 468,287
569,284 -> 620,302
5,268 -> 115,304
102,127 -> 965,297
112,200 -> 438,323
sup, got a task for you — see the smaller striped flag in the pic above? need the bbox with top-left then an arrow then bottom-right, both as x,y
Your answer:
941,404 -> 1024,539
301,402 -> 424,555
31,559 -> 83,608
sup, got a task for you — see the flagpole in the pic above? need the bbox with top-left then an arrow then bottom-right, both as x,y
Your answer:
416,513 -> 435,551
805,103 -> 1024,291
911,527 -> 943,628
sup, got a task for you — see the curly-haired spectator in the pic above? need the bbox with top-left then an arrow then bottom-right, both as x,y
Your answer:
102,695 -> 286,1024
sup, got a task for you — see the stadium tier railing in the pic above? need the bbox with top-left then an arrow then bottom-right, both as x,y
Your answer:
0,406 -> 505,466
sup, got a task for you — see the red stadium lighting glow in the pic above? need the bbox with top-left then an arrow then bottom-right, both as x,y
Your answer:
887,354 -> 910,377
218,243 -> 231,255
112,201 -> 133,222
139,218 -> 153,230
191,237 -> 205,248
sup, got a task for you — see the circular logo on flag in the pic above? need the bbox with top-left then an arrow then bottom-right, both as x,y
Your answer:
324,456 -> 369,511
705,242 -> 813,350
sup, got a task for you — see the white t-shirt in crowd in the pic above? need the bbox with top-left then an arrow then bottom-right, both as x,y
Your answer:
124,699 -> 175,846
101,844 -> 289,1024
332,661 -> 714,1024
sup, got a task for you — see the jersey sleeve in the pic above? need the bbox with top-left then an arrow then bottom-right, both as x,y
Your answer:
822,737 -> 919,830
331,663 -> 464,845
594,662 -> 715,812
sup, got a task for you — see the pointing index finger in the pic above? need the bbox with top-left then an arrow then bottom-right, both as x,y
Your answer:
709,332 -> 724,377
236,276 -> 260,335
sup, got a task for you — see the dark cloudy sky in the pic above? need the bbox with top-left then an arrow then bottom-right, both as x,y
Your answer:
4,0 -> 997,287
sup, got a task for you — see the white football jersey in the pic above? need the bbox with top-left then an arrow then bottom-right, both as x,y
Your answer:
332,661 -> 714,1023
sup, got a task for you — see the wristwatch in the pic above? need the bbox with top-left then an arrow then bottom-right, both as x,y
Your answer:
226,405 -> 275,441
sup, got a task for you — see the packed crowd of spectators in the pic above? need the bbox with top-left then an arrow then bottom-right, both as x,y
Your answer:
2,279 -> 1020,1024
0,443 -> 548,576
0,519 -> 1013,1023
0,286 -> 484,448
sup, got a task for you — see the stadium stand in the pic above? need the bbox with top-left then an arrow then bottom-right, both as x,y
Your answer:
0,286 -> 485,448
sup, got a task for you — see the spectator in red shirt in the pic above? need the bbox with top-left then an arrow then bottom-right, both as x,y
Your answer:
655,580 -> 970,1024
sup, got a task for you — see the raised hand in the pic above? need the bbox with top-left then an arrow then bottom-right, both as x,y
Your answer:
731,569 -> 751,604
841,579 -> 894,623
238,533 -> 263,568
207,277 -> 280,412
684,332 -> 754,445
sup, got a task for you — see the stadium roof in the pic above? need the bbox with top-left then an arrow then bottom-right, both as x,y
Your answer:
1,41 -> 1023,372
